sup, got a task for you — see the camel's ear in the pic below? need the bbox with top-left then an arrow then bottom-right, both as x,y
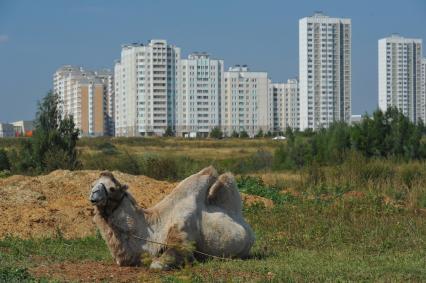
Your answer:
100,171 -> 115,179
121,184 -> 129,191
100,171 -> 123,188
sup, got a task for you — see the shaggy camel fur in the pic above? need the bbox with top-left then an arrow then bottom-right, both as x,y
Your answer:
89,166 -> 255,270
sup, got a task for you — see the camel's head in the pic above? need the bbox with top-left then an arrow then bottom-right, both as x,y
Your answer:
90,171 -> 128,209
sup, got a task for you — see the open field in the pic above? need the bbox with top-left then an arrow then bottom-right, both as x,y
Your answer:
0,137 -> 425,282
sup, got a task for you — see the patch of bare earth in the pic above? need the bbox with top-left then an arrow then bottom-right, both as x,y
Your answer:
0,170 -> 272,239
29,261 -> 162,282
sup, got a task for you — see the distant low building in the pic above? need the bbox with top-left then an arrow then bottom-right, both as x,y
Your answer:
0,123 -> 15,137
350,114 -> 362,125
12,120 -> 34,137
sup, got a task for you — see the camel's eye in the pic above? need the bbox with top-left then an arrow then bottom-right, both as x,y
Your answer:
109,186 -> 116,192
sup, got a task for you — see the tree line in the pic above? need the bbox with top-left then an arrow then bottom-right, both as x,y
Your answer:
0,91 -> 425,175
274,107 -> 426,169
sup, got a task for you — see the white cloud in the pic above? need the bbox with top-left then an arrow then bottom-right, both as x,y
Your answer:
0,35 -> 9,43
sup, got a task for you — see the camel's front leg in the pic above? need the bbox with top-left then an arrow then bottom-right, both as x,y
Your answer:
149,224 -> 195,270
150,247 -> 194,270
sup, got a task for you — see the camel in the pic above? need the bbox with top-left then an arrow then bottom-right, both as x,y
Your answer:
89,166 -> 255,270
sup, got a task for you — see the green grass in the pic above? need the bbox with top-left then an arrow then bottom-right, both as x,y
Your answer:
1,137 -> 425,281
1,185 -> 425,282
0,236 -> 110,269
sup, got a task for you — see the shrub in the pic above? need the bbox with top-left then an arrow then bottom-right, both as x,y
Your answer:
209,127 -> 223,139
115,150 -> 141,175
399,163 -> 424,189
0,148 -> 10,171
0,268 -> 32,282
0,170 -> 11,178
95,142 -> 118,155
237,176 -> 294,205
163,126 -> 174,137
359,160 -> 395,183
239,130 -> 249,138
140,154 -> 179,180
249,150 -> 273,171
255,129 -> 264,138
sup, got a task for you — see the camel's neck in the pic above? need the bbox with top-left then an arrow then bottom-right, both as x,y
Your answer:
94,195 -> 166,258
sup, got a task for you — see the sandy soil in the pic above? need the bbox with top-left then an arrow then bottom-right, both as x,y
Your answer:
0,170 -> 272,239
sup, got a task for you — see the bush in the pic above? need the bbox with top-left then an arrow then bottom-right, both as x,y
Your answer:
255,129 -> 264,138
399,163 -> 424,189
115,150 -> 141,175
0,148 -> 10,171
209,127 -> 223,139
239,130 -> 249,138
359,161 -> 395,183
237,176 -> 294,205
163,126 -> 174,137
140,154 -> 179,180
0,170 -> 11,178
0,268 -> 32,282
95,142 -> 118,155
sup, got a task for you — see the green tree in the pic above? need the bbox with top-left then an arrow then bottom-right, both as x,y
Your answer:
209,127 -> 223,139
231,130 -> 239,138
163,126 -> 174,137
255,129 -> 264,138
17,91 -> 80,173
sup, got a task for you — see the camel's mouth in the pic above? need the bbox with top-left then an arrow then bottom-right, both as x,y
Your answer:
90,183 -> 108,206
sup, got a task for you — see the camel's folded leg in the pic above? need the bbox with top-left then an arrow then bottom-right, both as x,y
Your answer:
149,247 -> 194,270
149,224 -> 195,270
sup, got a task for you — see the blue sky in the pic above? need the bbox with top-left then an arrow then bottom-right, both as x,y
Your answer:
0,0 -> 425,122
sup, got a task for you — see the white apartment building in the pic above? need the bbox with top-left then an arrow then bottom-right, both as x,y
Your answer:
53,65 -> 114,136
421,58 -> 426,123
272,79 -> 300,132
378,35 -> 423,123
222,65 -> 273,137
96,69 -> 115,136
114,39 -> 180,137
176,53 -> 224,137
299,12 -> 351,130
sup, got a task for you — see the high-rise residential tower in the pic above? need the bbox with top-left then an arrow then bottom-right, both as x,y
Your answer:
114,40 -> 180,136
378,35 -> 423,123
176,53 -> 224,137
222,65 -> 273,137
299,12 -> 351,130
422,58 -> 426,122
53,65 -> 114,136
272,79 -> 300,132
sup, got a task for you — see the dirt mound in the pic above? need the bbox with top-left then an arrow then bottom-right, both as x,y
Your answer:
0,170 -> 271,239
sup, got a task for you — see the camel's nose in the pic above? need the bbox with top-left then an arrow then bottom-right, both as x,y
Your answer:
90,190 -> 100,204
